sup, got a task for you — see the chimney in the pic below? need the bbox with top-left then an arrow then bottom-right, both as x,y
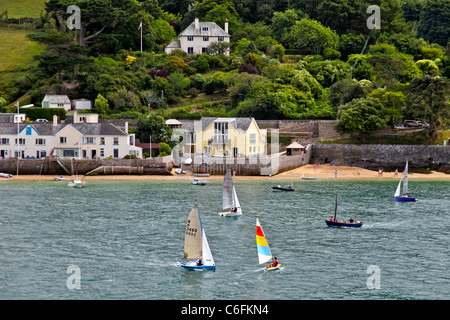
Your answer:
224,19 -> 228,34
73,111 -> 78,123
194,17 -> 199,30
125,121 -> 129,133
53,114 -> 58,127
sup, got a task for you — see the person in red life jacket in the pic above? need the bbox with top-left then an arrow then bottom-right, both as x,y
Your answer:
271,257 -> 279,267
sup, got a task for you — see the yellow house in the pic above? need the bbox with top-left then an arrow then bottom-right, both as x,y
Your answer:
189,117 -> 267,158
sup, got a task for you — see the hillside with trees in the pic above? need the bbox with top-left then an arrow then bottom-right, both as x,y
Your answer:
0,0 -> 449,143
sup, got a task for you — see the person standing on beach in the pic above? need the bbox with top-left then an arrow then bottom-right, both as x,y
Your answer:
334,170 -> 337,179
314,163 -> 316,170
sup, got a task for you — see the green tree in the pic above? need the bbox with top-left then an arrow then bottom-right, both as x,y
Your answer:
94,93 -> 110,115
407,75 -> 450,138
158,142 -> 172,157
289,18 -> 339,55
335,97 -> 387,141
135,115 -> 173,145
107,88 -> 141,112
368,88 -> 405,128
417,0 -> 450,47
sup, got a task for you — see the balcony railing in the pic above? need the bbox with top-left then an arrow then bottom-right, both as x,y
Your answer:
208,136 -> 231,145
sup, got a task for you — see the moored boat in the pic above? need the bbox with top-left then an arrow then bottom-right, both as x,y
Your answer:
272,183 -> 295,191
394,161 -> 417,202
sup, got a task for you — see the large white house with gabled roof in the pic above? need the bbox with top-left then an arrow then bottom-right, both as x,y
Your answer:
165,17 -> 230,55
0,112 -> 141,160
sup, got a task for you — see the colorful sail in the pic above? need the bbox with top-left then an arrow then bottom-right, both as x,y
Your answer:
256,218 -> 272,265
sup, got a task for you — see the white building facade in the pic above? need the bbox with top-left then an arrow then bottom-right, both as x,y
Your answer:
165,17 -> 230,55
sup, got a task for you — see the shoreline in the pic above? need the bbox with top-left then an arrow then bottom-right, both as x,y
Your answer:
3,165 -> 449,181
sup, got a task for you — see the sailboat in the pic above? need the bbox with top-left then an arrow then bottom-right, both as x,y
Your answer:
181,202 -> 216,271
325,193 -> 363,228
218,168 -> 242,217
394,161 -> 417,202
256,218 -> 281,271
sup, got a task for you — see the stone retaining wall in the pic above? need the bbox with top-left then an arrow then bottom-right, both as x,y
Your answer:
310,144 -> 450,172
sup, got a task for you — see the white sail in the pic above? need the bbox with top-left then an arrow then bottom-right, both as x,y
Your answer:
232,186 -> 242,214
402,161 -> 409,195
223,169 -> 233,209
201,230 -> 215,267
184,204 -> 202,259
394,178 -> 402,197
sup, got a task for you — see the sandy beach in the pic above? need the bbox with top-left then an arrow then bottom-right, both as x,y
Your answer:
4,164 -> 449,181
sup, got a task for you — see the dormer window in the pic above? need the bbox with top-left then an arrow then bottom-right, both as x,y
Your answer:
202,26 -> 209,32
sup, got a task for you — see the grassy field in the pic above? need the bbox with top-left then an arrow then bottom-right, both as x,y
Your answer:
0,0 -> 46,19
0,27 -> 45,72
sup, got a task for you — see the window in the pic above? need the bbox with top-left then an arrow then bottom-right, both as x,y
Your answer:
37,150 -> 46,158
113,149 -> 119,158
187,36 -> 193,41
100,137 -> 105,145
202,47 -> 208,54
100,148 -> 104,157
113,137 -> 119,145
0,138 -> 9,145
218,37 -> 224,42
60,137 -> 67,144
36,138 -> 46,145
57,103 -> 64,107
202,26 -> 209,32
15,138 -> 26,145
187,47 -> 194,54
214,122 -> 228,144
203,36 -> 209,41
250,133 -> 256,145
82,137 -> 96,144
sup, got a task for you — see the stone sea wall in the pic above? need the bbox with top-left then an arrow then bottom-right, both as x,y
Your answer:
310,144 -> 450,173
0,157 -> 173,175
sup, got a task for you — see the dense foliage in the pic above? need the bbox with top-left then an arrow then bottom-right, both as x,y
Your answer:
0,0 -> 449,141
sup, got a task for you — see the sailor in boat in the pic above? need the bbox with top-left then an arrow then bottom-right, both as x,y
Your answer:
196,259 -> 203,266
231,207 -> 237,213
349,217 -> 354,223
271,257 -> 279,268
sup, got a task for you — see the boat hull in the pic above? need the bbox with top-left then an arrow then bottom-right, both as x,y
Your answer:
394,196 -> 417,202
264,264 -> 281,271
325,220 -> 363,228
271,187 -> 295,191
181,261 -> 216,270
218,210 -> 242,217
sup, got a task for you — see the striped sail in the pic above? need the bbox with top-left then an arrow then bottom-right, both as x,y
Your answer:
256,218 -> 272,265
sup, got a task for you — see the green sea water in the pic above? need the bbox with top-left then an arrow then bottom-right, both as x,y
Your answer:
0,178 -> 448,300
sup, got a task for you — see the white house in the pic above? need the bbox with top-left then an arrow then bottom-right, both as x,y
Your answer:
72,98 -> 92,110
165,17 -> 230,55
0,113 -> 141,160
42,95 -> 71,111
